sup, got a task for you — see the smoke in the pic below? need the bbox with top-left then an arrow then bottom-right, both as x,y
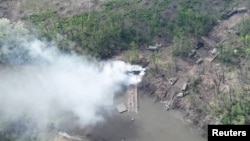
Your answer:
0,19 -> 145,138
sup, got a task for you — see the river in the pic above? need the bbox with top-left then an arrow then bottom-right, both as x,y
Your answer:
90,93 -> 206,141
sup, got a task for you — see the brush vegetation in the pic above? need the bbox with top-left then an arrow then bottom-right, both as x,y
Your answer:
25,0 -> 217,58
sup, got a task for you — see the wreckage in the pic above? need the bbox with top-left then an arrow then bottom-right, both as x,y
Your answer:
126,66 -> 146,75
146,43 -> 162,51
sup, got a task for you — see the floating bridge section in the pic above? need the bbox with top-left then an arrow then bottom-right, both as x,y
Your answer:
127,85 -> 138,113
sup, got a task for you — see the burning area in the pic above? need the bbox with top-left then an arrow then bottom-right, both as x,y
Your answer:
0,18 -> 145,141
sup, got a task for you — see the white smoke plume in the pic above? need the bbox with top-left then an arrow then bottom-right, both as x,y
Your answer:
0,19 -> 145,132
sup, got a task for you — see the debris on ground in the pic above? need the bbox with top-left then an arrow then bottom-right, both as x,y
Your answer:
58,132 -> 83,141
146,43 -> 162,51
195,58 -> 203,65
169,77 -> 178,85
210,48 -> 217,55
116,103 -> 128,113
181,82 -> 188,91
188,50 -> 196,58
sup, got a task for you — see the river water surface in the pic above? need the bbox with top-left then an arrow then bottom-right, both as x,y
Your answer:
90,94 -> 206,141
